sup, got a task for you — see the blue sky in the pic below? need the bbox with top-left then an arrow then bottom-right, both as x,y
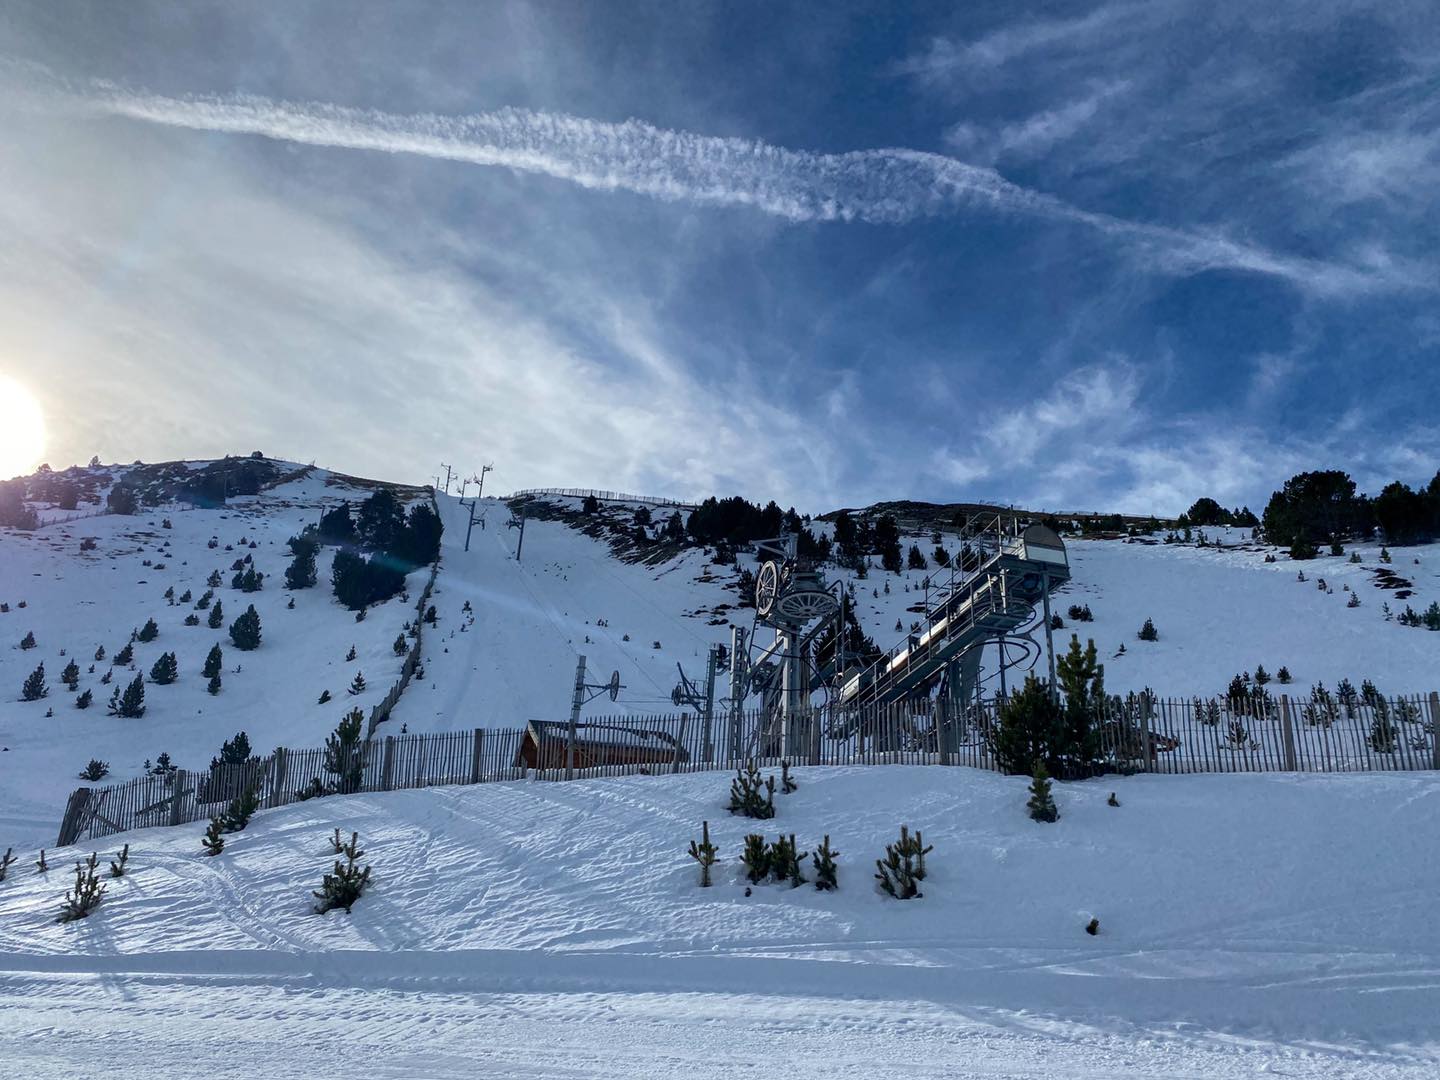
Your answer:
1,1 -> 1437,514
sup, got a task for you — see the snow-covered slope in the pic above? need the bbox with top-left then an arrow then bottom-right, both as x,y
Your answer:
0,766 -> 1436,1077
8,478 -> 1440,849
0,463 -> 431,845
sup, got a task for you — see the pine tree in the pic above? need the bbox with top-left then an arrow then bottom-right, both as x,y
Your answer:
228,604 -> 261,650
345,644 -> 357,662
1276,666 -> 1292,684
323,708 -> 366,794
687,820 -> 718,887
113,641 -> 134,665
208,600 -> 224,629
392,634 -> 407,656
58,852 -> 106,922
284,535 -> 319,589
78,758 -> 109,780
75,688 -> 93,709
221,787 -> 260,833
108,673 -> 146,718
207,732 -> 249,769
201,818 -> 225,856
348,671 -> 367,695
94,645 -> 105,662
202,643 -> 223,679
991,675 -> 1063,776
19,630 -> 36,650
726,761 -> 775,819
1369,711 -> 1398,754
812,835 -> 839,891
318,689 -> 331,705
149,651 -> 179,685
207,569 -> 224,588
767,833 -> 808,888
61,659 -> 80,689
741,833 -> 770,884
137,618 -> 159,643
0,847 -> 15,882
207,674 -> 222,695
874,825 -> 931,900
1253,664 -> 1270,686
313,831 -> 371,913
108,844 -> 129,878
1137,617 -> 1158,641
1026,762 -> 1059,823
22,662 -> 48,701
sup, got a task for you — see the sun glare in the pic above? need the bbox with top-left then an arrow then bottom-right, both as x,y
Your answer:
0,375 -> 46,481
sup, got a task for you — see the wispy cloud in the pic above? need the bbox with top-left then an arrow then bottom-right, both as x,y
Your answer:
36,79 -> 1417,297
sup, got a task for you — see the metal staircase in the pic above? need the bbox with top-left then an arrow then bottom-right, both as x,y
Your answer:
831,514 -> 1069,727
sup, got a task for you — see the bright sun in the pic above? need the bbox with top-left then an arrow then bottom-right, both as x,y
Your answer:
0,375 -> 46,480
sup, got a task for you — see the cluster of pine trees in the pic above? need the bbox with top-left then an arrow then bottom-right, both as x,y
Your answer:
311,489 -> 443,610
1256,469 -> 1440,552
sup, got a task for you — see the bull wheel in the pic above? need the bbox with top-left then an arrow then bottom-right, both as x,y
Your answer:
756,560 -> 780,617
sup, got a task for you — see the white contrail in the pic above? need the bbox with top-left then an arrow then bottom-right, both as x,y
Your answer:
66,83 -> 1409,295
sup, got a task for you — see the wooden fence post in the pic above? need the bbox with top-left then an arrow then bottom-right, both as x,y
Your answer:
169,770 -> 188,827
470,728 -> 485,784
1431,692 -> 1440,771
382,737 -> 396,791
1280,695 -> 1298,772
270,748 -> 288,808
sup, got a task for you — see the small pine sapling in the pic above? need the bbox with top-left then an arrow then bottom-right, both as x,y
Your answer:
201,818 -> 225,856
313,831 -> 371,914
393,634 -> 407,656
137,618 -> 159,643
874,825 -> 931,900
741,833 -> 770,884
58,853 -> 106,922
780,760 -> 798,794
767,833 -> 808,888
1026,762 -> 1059,823
207,674 -> 222,695
726,761 -> 776,819
318,689 -> 331,705
75,688 -> 93,710
812,834 -> 839,891
687,820 -> 718,887
61,659 -> 80,689
345,644 -> 357,662
1137,617 -> 1158,641
221,787 -> 260,833
78,759 -> 109,781
36,849 -> 48,874
329,827 -> 345,854
109,843 -> 129,878
1107,792 -> 1120,807
0,847 -> 15,882
348,671 -> 367,695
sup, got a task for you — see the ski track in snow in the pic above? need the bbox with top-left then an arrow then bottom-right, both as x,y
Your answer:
0,767 -> 1437,1076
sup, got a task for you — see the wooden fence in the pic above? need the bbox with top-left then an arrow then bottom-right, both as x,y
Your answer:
56,690 -> 1440,847
364,489 -> 444,739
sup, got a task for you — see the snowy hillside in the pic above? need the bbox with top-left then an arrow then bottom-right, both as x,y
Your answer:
0,765 -> 1436,1077
6,476 -> 1439,849
0,461 -> 433,845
